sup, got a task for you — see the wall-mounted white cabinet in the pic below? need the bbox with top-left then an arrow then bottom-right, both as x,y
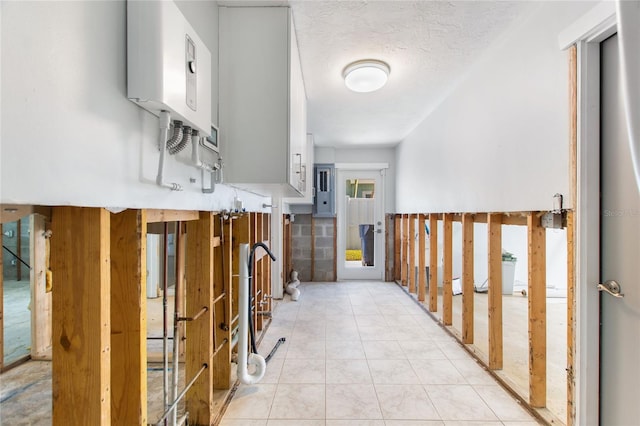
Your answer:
284,133 -> 315,206
219,6 -> 307,197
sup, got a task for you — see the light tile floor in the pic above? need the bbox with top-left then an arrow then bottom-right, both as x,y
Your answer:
220,281 -> 539,426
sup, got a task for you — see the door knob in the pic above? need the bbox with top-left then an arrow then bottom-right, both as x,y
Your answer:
598,280 -> 624,298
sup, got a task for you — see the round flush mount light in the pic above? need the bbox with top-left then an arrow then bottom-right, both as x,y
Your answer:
343,60 -> 390,93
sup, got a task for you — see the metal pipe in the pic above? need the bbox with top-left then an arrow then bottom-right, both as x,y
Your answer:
155,363 -> 208,426
172,222 -> 181,426
212,293 -> 226,305
213,338 -> 229,357
162,223 -> 169,426
177,306 -> 208,322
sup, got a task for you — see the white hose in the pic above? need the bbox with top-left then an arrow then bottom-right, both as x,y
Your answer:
156,111 -> 182,191
616,0 -> 640,194
237,244 -> 266,385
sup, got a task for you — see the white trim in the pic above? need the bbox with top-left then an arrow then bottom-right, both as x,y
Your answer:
334,162 -> 389,170
558,1 -> 616,50
575,40 -> 602,426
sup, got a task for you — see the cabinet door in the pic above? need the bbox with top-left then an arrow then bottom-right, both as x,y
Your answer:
288,10 -> 306,193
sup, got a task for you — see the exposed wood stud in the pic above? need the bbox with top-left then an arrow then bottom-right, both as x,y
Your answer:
394,214 -> 401,281
408,214 -> 417,294
177,222 -> 187,358
110,209 -> 147,425
216,215 -> 233,390
443,213 -> 453,325
528,212 -> 547,407
333,217 -> 337,281
256,214 -> 264,330
0,223 -> 3,371
185,212 -> 216,424
146,209 -> 200,223
428,214 -> 438,312
487,213 -> 503,370
311,215 -> 315,281
51,207 -> 111,425
462,213 -> 474,344
402,214 -> 409,287
566,209 -> 576,425
418,214 -> 426,302
30,214 -> 52,359
385,214 -> 394,282
569,44 -> 578,210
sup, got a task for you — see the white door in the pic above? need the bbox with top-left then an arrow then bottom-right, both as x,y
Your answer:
599,34 -> 640,425
336,169 -> 385,280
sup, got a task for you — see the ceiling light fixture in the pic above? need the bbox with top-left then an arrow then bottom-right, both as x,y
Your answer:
343,59 -> 390,93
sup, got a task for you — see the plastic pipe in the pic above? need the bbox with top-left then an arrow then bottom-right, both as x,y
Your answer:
616,0 -> 640,194
156,111 -> 182,191
237,243 -> 266,385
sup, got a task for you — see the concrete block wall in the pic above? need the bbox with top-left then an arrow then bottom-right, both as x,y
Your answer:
313,217 -> 335,282
291,214 -> 335,282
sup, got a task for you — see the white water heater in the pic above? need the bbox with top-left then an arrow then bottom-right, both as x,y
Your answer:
127,0 -> 211,136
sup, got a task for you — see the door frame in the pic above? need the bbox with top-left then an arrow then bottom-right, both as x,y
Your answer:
335,163 -> 388,280
559,4 -> 617,425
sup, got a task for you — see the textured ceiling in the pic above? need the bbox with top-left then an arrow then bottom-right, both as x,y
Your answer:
289,1 -> 532,147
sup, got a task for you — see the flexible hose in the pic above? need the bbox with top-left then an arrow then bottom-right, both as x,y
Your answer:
169,126 -> 192,155
248,242 -> 276,354
165,120 -> 183,151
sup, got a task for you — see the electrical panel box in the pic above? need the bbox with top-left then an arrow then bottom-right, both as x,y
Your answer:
313,164 -> 335,217
127,0 -> 211,135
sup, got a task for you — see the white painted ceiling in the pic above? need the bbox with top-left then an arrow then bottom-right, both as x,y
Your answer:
288,1 -> 532,147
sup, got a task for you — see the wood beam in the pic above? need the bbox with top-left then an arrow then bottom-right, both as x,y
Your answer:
528,212 -> 547,407
443,213 -> 453,325
408,214 -> 416,294
256,214 -> 264,330
185,212 -> 216,424
0,223 -> 3,371
51,207 -> 111,425
462,213 -> 474,344
567,209 -> 576,425
177,222 -> 187,358
110,209 -> 147,425
418,214 -> 426,302
30,214 -> 52,359
394,214 -> 401,281
428,214 -> 438,312
333,217 -> 337,281
401,214 -> 408,287
216,214 -> 233,389
487,213 -> 503,370
146,209 -> 200,224
310,215 -> 315,281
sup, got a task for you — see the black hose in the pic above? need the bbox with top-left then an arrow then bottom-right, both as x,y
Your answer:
265,337 -> 286,363
247,242 -> 276,354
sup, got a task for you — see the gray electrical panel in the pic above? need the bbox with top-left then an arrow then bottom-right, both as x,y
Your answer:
313,163 -> 335,217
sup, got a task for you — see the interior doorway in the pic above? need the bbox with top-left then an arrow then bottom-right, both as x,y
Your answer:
336,168 -> 385,280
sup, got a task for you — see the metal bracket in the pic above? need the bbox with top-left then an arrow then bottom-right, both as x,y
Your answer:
598,280 -> 624,298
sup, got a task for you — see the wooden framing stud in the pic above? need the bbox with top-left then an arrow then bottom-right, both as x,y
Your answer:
110,209 -> 147,425
417,214 -> 426,302
216,215 -> 233,390
443,213 -> 453,325
0,223 -> 3,371
408,214 -> 417,294
428,214 -> 438,312
462,213 -> 474,344
311,215 -> 315,281
30,214 -> 52,359
400,214 -> 407,286
487,213 -> 503,370
185,212 -> 216,424
566,209 -> 576,425
51,207 -> 111,425
394,214 -> 401,281
528,212 -> 547,407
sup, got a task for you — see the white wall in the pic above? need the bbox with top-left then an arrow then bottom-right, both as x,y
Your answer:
316,146 -> 396,213
396,1 -> 596,214
0,1 -> 269,212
